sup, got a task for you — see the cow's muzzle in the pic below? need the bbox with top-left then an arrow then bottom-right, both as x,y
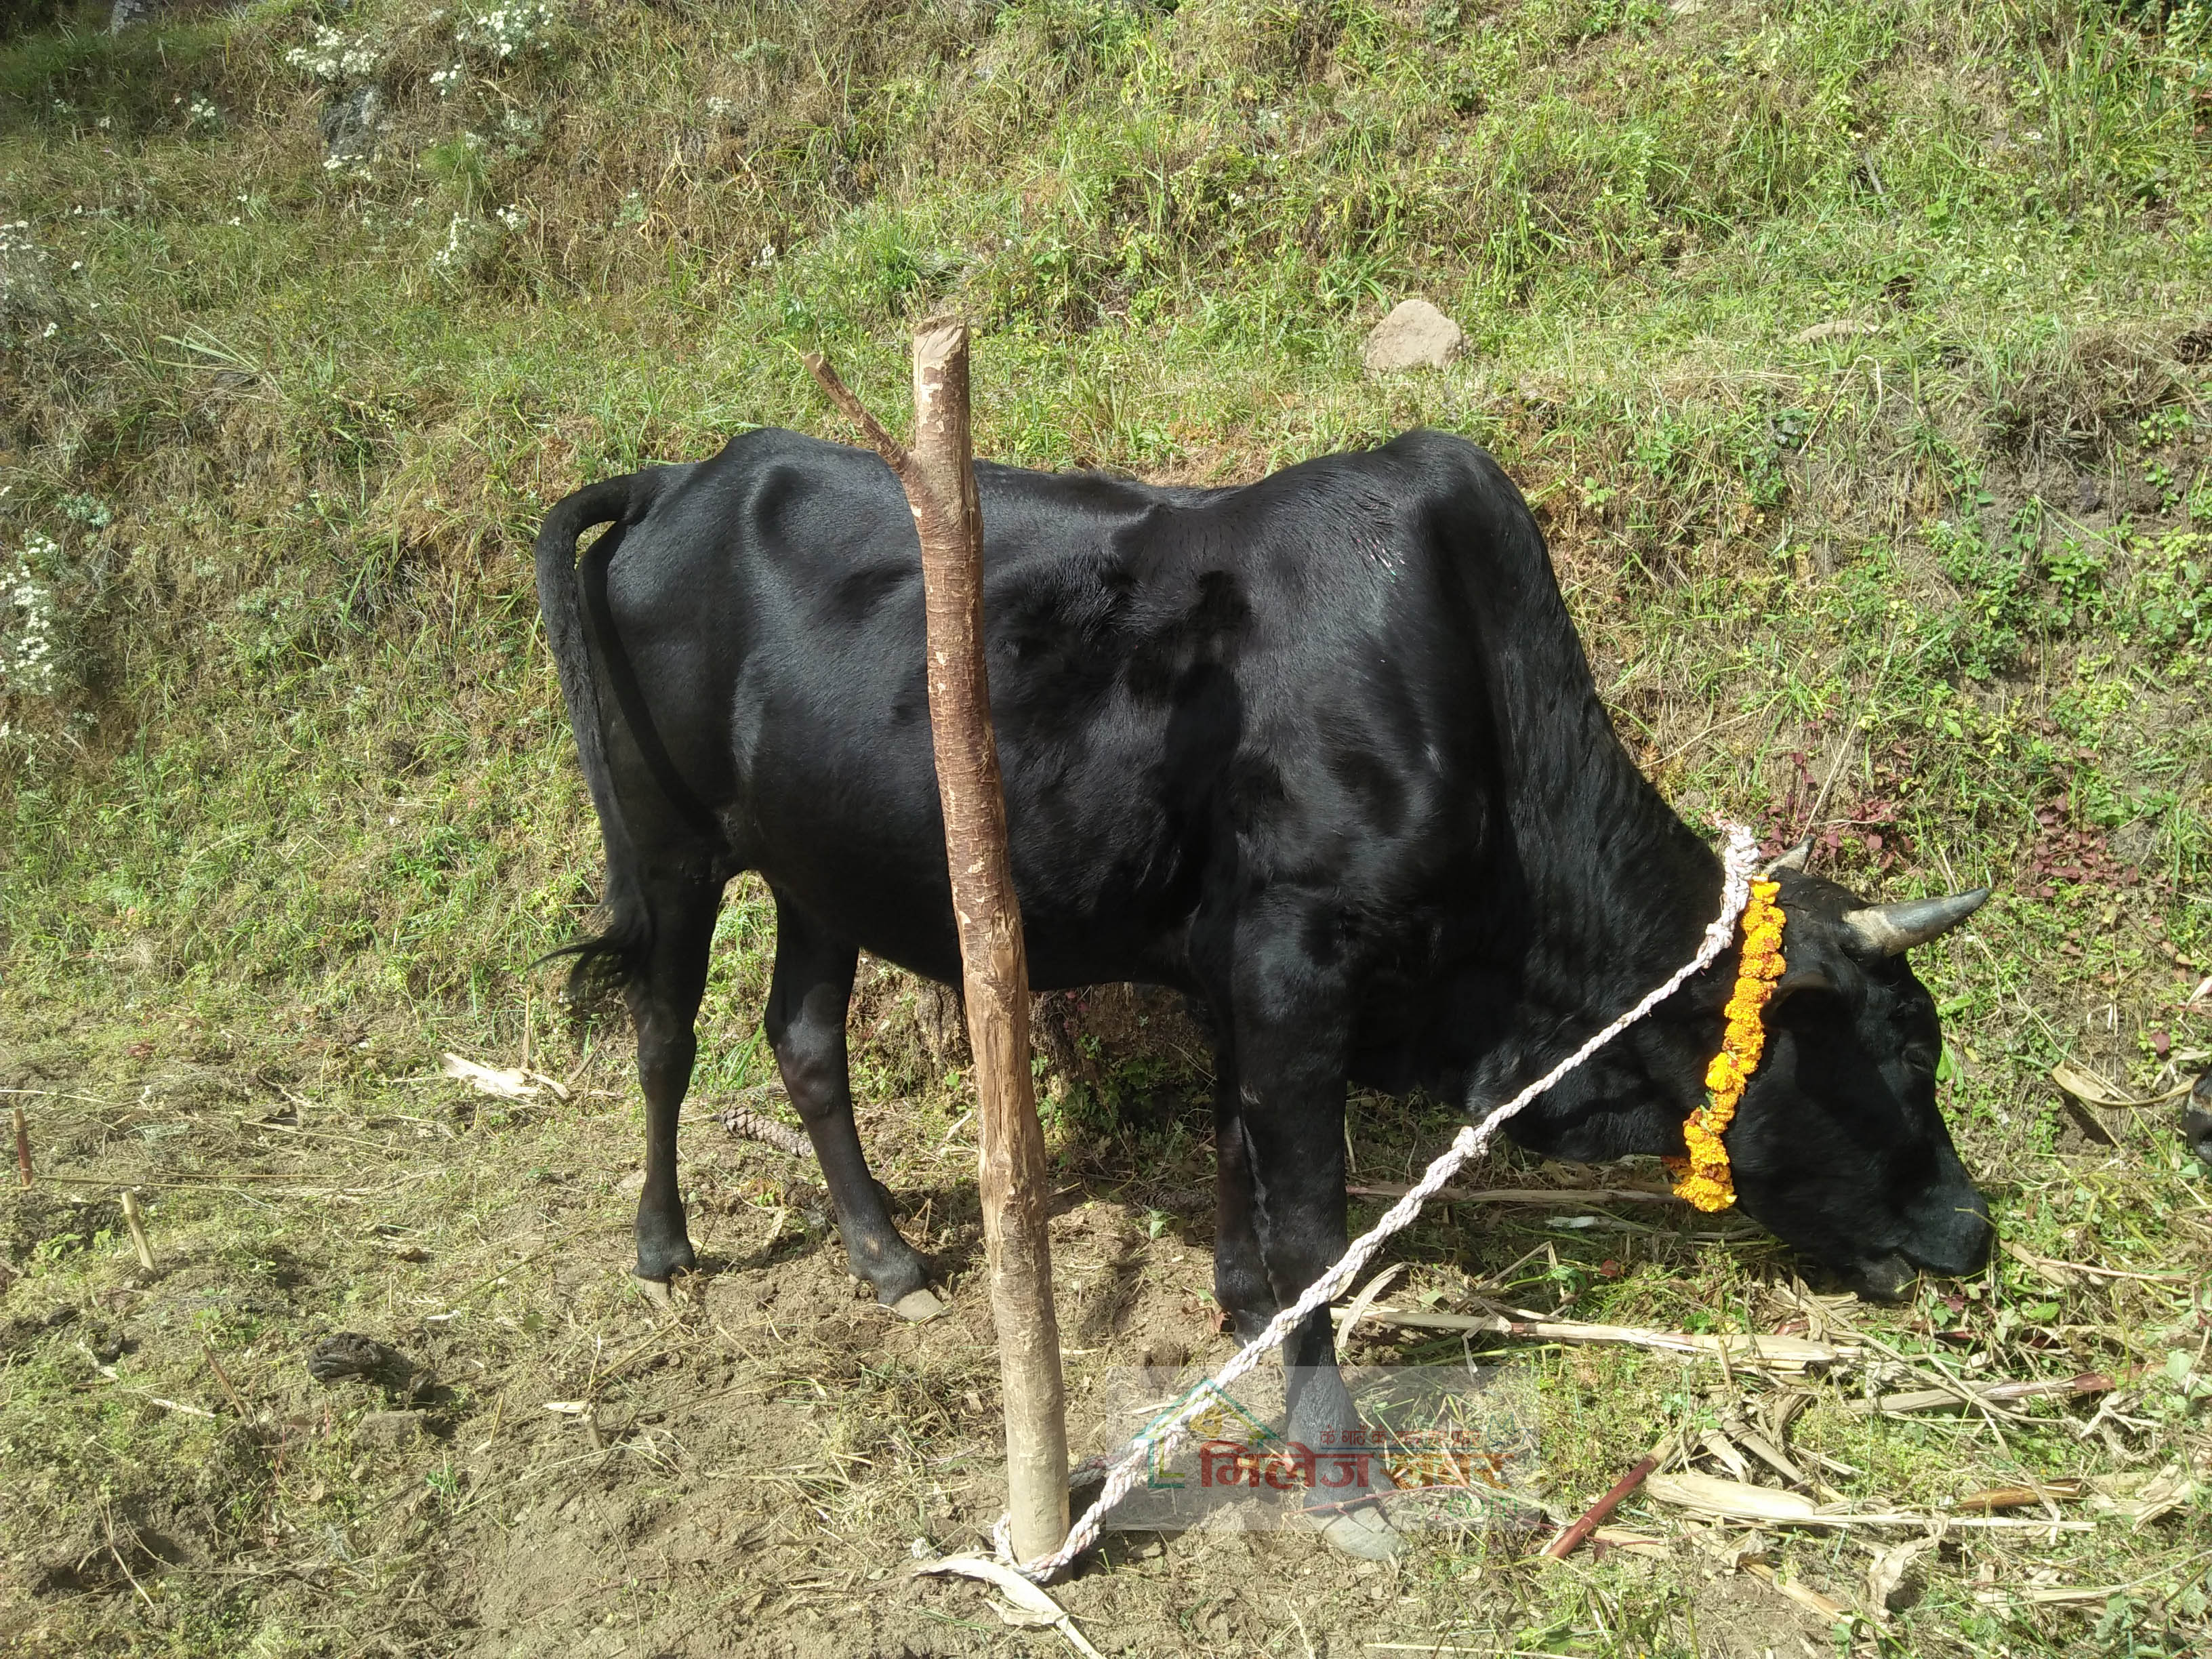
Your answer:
1849,1181 -> 1992,1300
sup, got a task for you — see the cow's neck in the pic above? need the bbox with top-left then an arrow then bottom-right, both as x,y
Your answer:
1472,577 -> 1724,1111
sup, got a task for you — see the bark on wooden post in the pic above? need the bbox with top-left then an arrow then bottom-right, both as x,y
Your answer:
804,322 -> 1070,1563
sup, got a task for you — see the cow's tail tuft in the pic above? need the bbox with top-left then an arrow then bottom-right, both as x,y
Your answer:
533,475 -> 651,1000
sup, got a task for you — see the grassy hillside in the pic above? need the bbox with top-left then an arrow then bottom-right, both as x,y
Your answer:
1,0 -> 2209,1654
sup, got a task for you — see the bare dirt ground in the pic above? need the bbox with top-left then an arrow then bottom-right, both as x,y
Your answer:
0,972 -> 1964,1659
5,958 -> 2207,1659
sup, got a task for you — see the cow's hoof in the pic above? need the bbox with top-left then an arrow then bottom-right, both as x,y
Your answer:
634,1238 -> 698,1284
890,1288 -> 947,1322
850,1238 -> 933,1309
1307,1502 -> 1404,1561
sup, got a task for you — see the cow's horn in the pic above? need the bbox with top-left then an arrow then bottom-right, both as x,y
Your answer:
1762,839 -> 1811,875
1841,888 -> 1990,956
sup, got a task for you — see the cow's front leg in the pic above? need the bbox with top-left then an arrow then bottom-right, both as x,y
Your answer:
1210,903 -> 1401,1559
765,893 -> 933,1310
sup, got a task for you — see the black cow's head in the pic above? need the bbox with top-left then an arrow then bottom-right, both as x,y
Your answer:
1719,861 -> 1992,1298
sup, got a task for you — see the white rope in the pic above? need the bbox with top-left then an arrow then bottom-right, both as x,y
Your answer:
996,824 -> 1763,1580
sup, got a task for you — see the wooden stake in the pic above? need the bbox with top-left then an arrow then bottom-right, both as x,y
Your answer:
120,1190 -> 156,1272
806,324 -> 1069,1564
13,1103 -> 28,1187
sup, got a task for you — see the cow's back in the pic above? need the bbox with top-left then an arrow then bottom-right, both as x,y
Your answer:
595,427 -> 1526,993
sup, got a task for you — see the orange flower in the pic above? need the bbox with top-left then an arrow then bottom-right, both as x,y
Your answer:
1669,880 -> 1785,1212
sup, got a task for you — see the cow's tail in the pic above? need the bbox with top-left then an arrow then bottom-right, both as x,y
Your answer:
534,474 -> 652,999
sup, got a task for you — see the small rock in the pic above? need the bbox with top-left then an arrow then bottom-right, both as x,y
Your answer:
356,1409 -> 428,1448
1793,319 -> 1882,344
1362,298 -> 1462,373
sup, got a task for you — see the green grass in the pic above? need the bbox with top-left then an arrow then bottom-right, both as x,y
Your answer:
2,0 -> 2210,1653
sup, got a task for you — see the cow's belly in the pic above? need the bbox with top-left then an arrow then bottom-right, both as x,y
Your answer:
733,665 -> 1200,993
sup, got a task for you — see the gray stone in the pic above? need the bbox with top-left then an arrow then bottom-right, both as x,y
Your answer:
1362,298 -> 1462,373
356,1409 -> 428,1448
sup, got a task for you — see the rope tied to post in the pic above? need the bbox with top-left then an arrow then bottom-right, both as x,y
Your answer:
993,823 -> 1765,1581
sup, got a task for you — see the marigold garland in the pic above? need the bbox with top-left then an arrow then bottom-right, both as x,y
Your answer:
1664,878 -> 1786,1211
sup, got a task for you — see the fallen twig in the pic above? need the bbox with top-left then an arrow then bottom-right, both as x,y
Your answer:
14,1103 -> 30,1187
2002,1240 -> 2190,1287
1335,1262 -> 1408,1351
1743,1561 -> 1848,1620
1542,1434 -> 1675,1559
2051,1059 -> 2192,1110
201,1340 -> 249,1416
120,1191 -> 155,1271
1719,1408 -> 1808,1488
1846,1371 -> 2116,1416
1644,1472 -> 2097,1530
1821,1309 -> 2024,1435
912,1555 -> 1102,1658
1329,1305 -> 1855,1374
1953,1480 -> 2085,1511
1975,1584 -> 2137,1606
145,1395 -> 218,1418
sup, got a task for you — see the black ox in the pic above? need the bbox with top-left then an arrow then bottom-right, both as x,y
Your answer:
535,427 -> 1993,1546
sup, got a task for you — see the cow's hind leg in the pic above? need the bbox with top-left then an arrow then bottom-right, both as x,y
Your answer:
627,876 -> 722,1282
766,894 -> 933,1309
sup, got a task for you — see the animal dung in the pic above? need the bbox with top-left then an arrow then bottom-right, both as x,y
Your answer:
306,1332 -> 411,1387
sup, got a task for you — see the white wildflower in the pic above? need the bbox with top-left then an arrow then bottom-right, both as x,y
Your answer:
285,25 -> 378,83
454,1 -> 556,62
0,537 -> 64,696
432,212 -> 470,270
